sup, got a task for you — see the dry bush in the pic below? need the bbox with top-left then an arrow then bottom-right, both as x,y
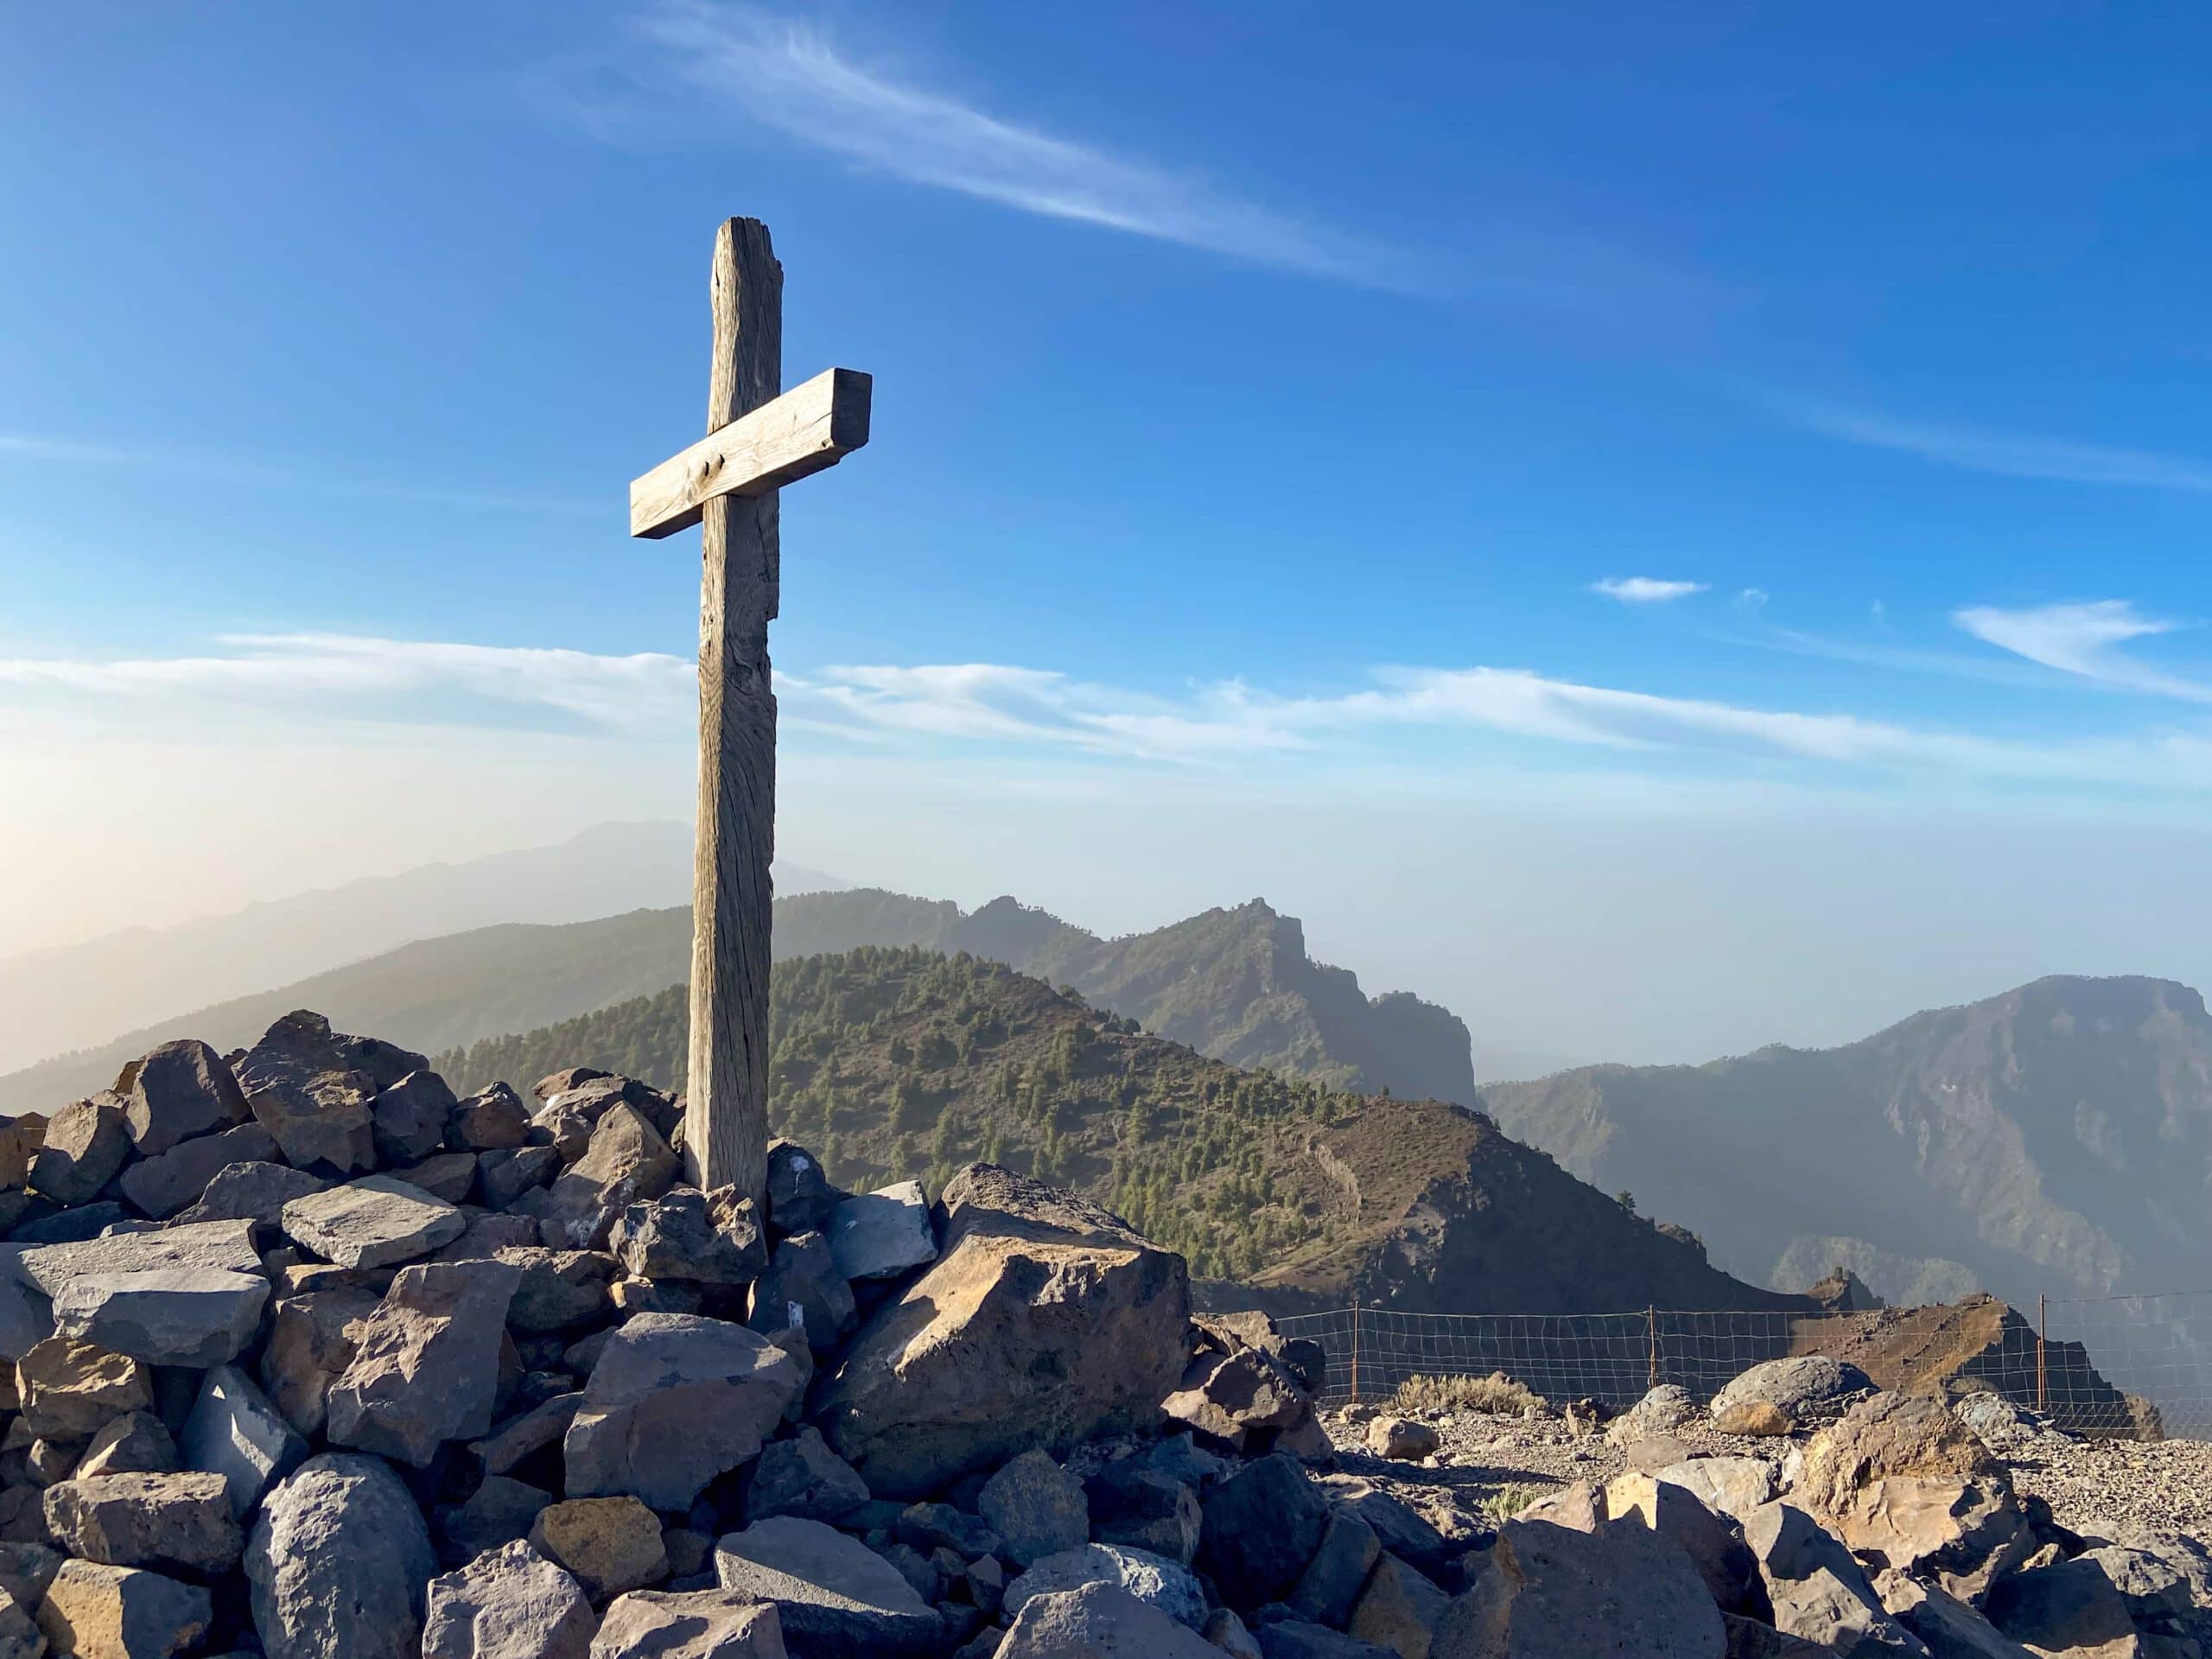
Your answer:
1393,1370 -> 1543,1415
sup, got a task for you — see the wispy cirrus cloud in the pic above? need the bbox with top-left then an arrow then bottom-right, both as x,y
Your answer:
1955,600 -> 2212,702
1758,391 -> 2212,493
15,632 -> 2212,794
621,1 -> 1438,293
1591,576 -> 1708,605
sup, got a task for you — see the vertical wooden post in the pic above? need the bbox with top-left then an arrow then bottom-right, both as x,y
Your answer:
1349,1303 -> 1363,1407
1647,1305 -> 1661,1391
2037,1294 -> 2050,1414
686,218 -> 782,1205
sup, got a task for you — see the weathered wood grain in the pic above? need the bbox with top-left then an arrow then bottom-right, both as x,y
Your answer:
629,365 -> 871,540
687,217 -> 781,1204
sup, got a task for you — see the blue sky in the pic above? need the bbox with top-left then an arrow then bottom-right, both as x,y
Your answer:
6,3 -> 2212,1062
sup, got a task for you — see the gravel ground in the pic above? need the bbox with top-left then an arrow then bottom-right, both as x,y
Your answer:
1319,1405 -> 2212,1549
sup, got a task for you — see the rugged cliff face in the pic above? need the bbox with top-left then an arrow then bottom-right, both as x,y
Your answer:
1482,975 -> 2212,1309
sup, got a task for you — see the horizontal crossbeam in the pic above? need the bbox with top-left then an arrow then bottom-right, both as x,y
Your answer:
630,366 -> 872,539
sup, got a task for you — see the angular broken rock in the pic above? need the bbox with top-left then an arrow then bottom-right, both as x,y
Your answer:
981,1448 -> 1090,1569
478,1146 -> 559,1210
1605,1472 -> 1767,1618
118,1122 -> 279,1219
371,1071 -> 457,1167
1164,1348 -> 1311,1451
392,1151 -> 478,1205
34,1559 -> 211,1659
423,1539 -> 594,1659
766,1139 -> 837,1235
744,1425 -> 870,1525
29,1096 -> 131,1206
448,1084 -> 531,1153
16,1217 -> 261,1298
174,1159 -> 327,1227
1365,1414 -> 1441,1462
529,1496 -> 668,1602
1711,1357 -> 1873,1433
1350,1551 -> 1452,1658
282,1174 -> 467,1269
122,1039 -> 251,1158
1743,1501 -> 1922,1657
713,1516 -> 941,1657
1005,1541 -> 1208,1630
16,1335 -> 154,1441
495,1248 -> 617,1333
471,1389 -> 584,1477
51,1268 -> 270,1368
325,1259 -> 521,1466
563,1313 -> 804,1510
1198,1453 -> 1332,1610
0,1268 -> 49,1365
42,1471 -> 242,1575
1986,1555 -> 2141,1657
745,1229 -> 855,1354
999,1581 -> 1220,1659
1883,1572 -> 2037,1659
77,1412 -> 178,1479
816,1166 -> 1188,1497
247,1453 -> 438,1659
258,1285 -> 381,1438
435,1476 -> 553,1569
1287,1508 -> 1384,1630
608,1187 -> 766,1286
1432,1515 -> 1726,1659
824,1179 -> 937,1281
1607,1383 -> 1701,1445
1088,1462 -> 1203,1567
1652,1457 -> 1779,1524
589,1588 -> 787,1659
180,1363 -> 307,1518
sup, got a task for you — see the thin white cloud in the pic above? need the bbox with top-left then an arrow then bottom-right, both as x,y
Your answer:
1760,392 -> 2212,493
15,632 -> 2212,795
628,2 -> 1435,292
1592,576 -> 1708,604
1955,601 -> 2211,702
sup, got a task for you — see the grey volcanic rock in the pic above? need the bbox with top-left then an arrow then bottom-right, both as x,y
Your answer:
1199,1455 -> 1329,1611
281,1175 -> 466,1270
1743,1501 -> 1919,1656
448,1084 -> 531,1152
1433,1515 -> 1725,1659
51,1268 -> 270,1368
371,1071 -> 456,1167
174,1160 -> 327,1226
35,1559 -> 210,1659
247,1453 -> 436,1659
16,1334 -> 154,1440
766,1139 -> 838,1235
325,1260 -> 520,1466
16,1218 -> 260,1297
824,1180 -> 936,1281
259,1285 -> 380,1438
236,1011 -> 401,1177
563,1313 -> 804,1510
78,1411 -> 179,1479
30,1095 -> 130,1205
422,1540 -> 594,1659
470,1391 -> 584,1478
118,1122 -> 281,1219
713,1516 -> 940,1657
434,1477 -> 552,1569
589,1589 -> 788,1658
1710,1357 -> 1872,1432
981,1449 -> 1090,1569
42,1471 -> 242,1574
123,1039 -> 251,1156
816,1165 -> 1188,1497
744,1426 -> 869,1525
745,1230 -> 855,1354
608,1187 -> 766,1286
181,1364 -> 307,1518
998,1581 -> 1220,1659
1005,1542 -> 1207,1629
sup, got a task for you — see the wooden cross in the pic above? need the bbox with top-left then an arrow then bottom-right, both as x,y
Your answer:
630,218 -> 872,1204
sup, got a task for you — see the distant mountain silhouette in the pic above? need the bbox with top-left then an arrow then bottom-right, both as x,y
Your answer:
1482,974 -> 2212,1309
0,887 -> 1472,1119
0,821 -> 844,1074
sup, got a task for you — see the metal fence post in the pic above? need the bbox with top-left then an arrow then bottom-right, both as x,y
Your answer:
2037,1294 -> 2049,1415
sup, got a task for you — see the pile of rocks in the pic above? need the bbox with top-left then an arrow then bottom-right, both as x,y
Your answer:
1347,1353 -> 2212,1656
0,1011 -> 1402,1659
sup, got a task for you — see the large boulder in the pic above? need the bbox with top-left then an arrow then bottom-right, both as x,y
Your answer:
258,1286 -> 381,1437
563,1313 -> 804,1510
1796,1393 -> 2030,1599
982,1449 -> 1090,1569
246,1453 -> 438,1659
1349,1552 -> 1452,1658
589,1589 -> 786,1658
1432,1516 -> 1726,1658
121,1039 -> 251,1156
1711,1357 -> 1872,1434
33,1560 -> 210,1659
1198,1453 -> 1331,1611
746,1230 -> 855,1355
423,1540 -> 594,1659
42,1472 -> 240,1575
1608,1384 -> 1700,1445
608,1186 -> 766,1286
16,1218 -> 260,1296
371,1071 -> 457,1167
1005,1543 -> 1207,1629
1605,1473 -> 1767,1618
325,1259 -> 521,1466
999,1581 -> 1222,1658
174,1159 -> 327,1226
50,1268 -> 270,1368
814,1165 -> 1191,1497
117,1122 -> 279,1219
236,1011 -> 419,1176
712,1516 -> 941,1656
281,1175 -> 467,1270
1986,1556 -> 2143,1658
1743,1502 -> 1923,1657
30,1096 -> 131,1205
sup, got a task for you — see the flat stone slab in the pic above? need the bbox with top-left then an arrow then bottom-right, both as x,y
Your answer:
825,1180 -> 937,1281
282,1174 -> 467,1269
16,1218 -> 259,1297
714,1516 -> 941,1658
181,1363 -> 308,1519
51,1268 -> 270,1369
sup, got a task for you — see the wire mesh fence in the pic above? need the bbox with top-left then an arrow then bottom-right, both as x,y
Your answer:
1274,1293 -> 2211,1440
